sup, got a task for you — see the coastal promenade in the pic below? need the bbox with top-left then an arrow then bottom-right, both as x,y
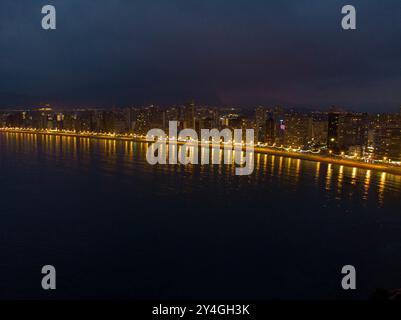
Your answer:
1,127 -> 400,176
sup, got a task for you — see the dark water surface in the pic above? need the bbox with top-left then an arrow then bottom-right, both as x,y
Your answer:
1,132 -> 401,299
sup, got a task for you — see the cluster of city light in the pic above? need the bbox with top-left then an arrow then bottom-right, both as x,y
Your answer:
140,134 -> 254,147
256,142 -> 322,154
0,127 -> 324,152
0,127 -> 255,148
0,127 -> 149,140
1,126 -> 400,166
324,137 -> 400,164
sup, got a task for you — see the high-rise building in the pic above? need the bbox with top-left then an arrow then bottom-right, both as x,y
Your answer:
327,112 -> 341,152
338,113 -> 368,154
327,111 -> 368,154
255,106 -> 267,143
374,127 -> 401,162
283,110 -> 312,148
311,112 -> 328,146
272,106 -> 285,145
265,115 -> 275,144
183,101 -> 195,129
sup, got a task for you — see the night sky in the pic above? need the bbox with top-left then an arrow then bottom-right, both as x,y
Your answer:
0,0 -> 400,111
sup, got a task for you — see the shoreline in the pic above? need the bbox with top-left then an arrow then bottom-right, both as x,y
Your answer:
1,128 -> 401,176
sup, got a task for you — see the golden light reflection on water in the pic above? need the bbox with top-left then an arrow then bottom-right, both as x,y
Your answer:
296,159 -> 301,175
378,172 -> 387,205
256,153 -> 261,175
292,159 -> 301,185
337,165 -> 344,195
351,167 -> 358,185
315,162 -> 321,183
363,170 -> 371,200
263,154 -> 268,172
2,132 -> 401,204
271,155 -> 276,175
278,156 -> 283,176
325,164 -> 333,191
286,158 -> 292,176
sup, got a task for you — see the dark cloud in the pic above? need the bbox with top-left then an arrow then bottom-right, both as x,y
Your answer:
0,0 -> 400,111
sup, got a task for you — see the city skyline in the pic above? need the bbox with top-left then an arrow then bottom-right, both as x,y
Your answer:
2,103 -> 401,164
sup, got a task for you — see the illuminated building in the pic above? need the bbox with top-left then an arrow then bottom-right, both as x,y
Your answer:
311,112 -> 328,146
183,101 -> 196,129
374,127 -> 401,162
327,111 -> 341,152
283,110 -> 312,148
337,113 -> 368,155
255,106 -> 267,143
